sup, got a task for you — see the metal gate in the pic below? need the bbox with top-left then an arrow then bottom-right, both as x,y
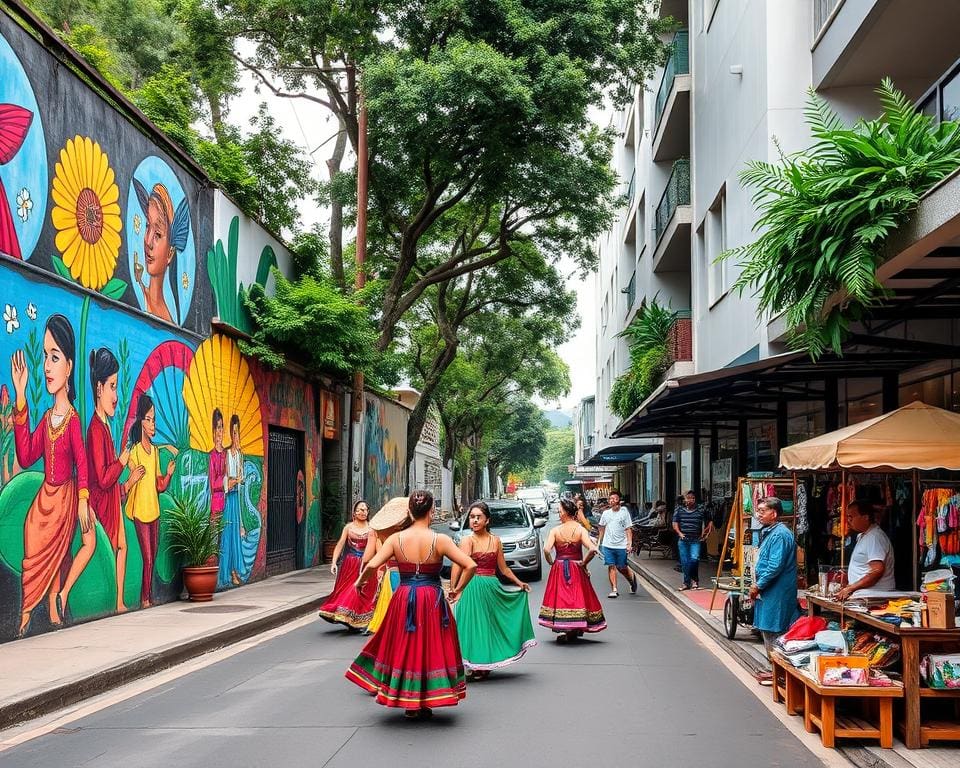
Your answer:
267,428 -> 303,574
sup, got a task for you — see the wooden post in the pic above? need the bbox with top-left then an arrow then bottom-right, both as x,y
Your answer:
709,481 -> 741,612
840,469 -> 847,572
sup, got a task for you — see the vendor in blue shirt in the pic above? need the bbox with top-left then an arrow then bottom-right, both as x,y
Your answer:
749,497 -> 800,671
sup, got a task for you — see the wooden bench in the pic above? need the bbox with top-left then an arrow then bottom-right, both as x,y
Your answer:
771,653 -> 903,748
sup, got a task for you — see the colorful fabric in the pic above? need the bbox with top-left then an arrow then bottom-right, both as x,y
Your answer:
126,442 -> 165,523
345,563 -> 466,709
208,448 -> 226,516
319,531 -> 376,628
86,414 -> 123,549
538,541 -> 606,633
367,566 -> 399,634
454,551 -> 536,671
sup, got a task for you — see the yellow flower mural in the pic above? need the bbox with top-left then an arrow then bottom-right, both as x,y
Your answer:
183,334 -> 264,456
50,136 -> 122,290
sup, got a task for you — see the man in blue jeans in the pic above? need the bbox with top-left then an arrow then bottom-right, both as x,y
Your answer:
672,490 -> 712,590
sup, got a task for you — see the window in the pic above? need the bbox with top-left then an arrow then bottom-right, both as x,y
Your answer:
706,186 -> 728,305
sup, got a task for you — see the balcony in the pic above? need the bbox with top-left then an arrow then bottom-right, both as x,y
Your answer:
652,30 -> 690,162
652,158 -> 692,273
657,0 -> 688,24
813,0 -> 960,98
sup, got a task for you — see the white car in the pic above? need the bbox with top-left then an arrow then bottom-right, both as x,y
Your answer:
514,488 -> 549,518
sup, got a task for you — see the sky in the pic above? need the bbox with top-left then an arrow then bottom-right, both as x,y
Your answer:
229,60 -> 598,416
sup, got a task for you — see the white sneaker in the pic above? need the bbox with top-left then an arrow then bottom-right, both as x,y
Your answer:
608,591 -> 618,599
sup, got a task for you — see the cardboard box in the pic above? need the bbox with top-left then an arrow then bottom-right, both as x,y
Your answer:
926,592 -> 957,629
817,655 -> 870,686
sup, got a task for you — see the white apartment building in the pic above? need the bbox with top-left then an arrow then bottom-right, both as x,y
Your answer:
580,0 -> 960,506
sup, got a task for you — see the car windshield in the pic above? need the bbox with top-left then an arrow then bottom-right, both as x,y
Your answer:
485,507 -> 529,528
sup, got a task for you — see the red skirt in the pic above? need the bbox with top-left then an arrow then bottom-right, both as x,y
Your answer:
345,576 -> 466,709
319,552 -> 376,629
538,558 -> 607,633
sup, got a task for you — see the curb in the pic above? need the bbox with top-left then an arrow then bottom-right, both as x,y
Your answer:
628,558 -> 898,768
0,595 -> 320,731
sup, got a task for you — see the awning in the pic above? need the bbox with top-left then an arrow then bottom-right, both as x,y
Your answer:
579,443 -> 661,466
779,401 -> 960,471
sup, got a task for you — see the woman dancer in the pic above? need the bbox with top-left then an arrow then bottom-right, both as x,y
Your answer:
10,314 -> 91,636
346,490 -> 477,718
318,500 -> 377,629
451,501 -> 536,679
126,394 -> 177,608
87,347 -> 143,613
539,497 -> 606,642
365,497 -> 411,635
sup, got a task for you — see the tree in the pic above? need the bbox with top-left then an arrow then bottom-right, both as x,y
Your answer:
487,400 -> 550,491
540,428 -> 575,485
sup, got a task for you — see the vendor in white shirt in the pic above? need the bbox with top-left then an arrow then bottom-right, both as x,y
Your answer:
836,501 -> 896,600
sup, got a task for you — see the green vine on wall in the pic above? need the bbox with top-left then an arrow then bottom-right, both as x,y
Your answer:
723,79 -> 960,359
609,299 -> 676,420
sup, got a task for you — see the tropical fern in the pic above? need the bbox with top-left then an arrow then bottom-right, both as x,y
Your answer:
724,78 -> 960,358
609,298 -> 677,420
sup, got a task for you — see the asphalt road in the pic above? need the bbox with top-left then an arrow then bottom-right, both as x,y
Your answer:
2,521 -> 826,768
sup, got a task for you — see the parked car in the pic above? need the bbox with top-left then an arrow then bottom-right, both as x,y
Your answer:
514,487 -> 550,518
446,500 -> 546,581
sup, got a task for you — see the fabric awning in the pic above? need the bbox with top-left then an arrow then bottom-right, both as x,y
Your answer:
779,401 -> 960,471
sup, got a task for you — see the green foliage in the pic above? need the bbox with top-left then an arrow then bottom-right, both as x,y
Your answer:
60,23 -> 126,89
725,79 -> 960,358
132,63 -> 202,155
241,270 -> 381,380
609,300 -> 676,420
488,400 -> 550,478
540,428 -> 575,485
164,493 -> 226,567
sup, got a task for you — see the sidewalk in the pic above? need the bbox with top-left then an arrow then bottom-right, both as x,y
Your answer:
0,567 -> 333,730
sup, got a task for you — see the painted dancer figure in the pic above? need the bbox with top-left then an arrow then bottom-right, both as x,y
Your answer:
539,498 -> 606,642
318,500 -> 377,629
451,501 -> 536,680
0,103 -> 32,260
10,314 -> 92,636
87,347 -> 142,613
346,490 -> 477,719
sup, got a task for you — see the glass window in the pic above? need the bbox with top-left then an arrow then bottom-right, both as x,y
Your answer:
787,399 -> 825,445
941,67 -> 960,124
841,378 -> 882,427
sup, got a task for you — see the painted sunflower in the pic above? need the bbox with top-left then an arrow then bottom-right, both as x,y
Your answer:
50,136 -> 122,290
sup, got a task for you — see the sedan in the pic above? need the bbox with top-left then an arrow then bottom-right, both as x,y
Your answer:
445,500 -> 546,581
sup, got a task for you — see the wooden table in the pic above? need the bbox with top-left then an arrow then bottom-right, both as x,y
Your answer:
807,593 -> 960,748
771,653 -> 901,748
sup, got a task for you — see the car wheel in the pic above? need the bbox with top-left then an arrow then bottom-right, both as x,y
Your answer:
723,593 -> 739,639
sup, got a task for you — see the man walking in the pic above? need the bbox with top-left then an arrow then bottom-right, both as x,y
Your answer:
672,490 -> 712,590
598,489 -> 638,598
749,497 -> 800,684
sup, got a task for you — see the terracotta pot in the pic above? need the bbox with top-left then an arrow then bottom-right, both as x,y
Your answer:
183,565 -> 219,602
322,539 -> 338,563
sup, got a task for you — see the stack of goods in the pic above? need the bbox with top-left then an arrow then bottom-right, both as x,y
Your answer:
921,654 -> 960,689
918,488 -> 960,566
851,632 -> 900,669
818,655 -> 869,686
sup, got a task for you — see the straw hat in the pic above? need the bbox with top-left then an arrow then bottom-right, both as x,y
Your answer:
370,496 -> 411,531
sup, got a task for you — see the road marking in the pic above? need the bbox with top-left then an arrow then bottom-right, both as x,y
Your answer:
636,573 -> 849,768
0,614 -> 316,752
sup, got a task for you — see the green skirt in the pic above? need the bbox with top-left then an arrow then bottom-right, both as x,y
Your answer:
454,575 -> 537,671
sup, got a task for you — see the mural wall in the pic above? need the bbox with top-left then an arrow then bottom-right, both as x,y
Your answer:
363,393 -> 408,512
0,13 -> 214,335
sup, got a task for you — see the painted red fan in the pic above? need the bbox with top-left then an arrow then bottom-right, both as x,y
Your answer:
122,340 -> 195,448
0,103 -> 33,260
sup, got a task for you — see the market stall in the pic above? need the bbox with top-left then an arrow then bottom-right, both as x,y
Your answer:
779,401 -> 960,749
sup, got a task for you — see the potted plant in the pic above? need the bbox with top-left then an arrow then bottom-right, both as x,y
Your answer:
166,495 -> 226,602
321,480 -> 344,562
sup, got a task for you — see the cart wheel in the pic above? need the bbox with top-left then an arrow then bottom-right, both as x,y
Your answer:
724,594 -> 739,639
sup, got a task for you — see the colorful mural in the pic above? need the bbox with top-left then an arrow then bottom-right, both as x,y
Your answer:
127,156 -> 197,325
0,34 -> 47,262
363,394 -> 408,512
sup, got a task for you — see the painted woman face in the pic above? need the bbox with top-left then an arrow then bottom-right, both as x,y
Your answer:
144,199 -> 173,278
98,373 -> 119,418
354,502 -> 369,521
214,418 -> 224,450
141,406 -> 156,441
230,421 -> 240,448
43,329 -> 71,396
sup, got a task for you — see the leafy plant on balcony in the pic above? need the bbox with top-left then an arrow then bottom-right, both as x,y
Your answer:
723,78 -> 960,358
610,299 -> 676,420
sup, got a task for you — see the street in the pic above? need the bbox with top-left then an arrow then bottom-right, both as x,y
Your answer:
1,521 -> 827,768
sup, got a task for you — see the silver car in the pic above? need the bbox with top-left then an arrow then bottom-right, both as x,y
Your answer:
447,500 -> 546,581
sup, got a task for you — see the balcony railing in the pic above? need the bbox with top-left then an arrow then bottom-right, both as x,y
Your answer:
814,0 -> 841,39
917,59 -> 960,125
623,271 -> 636,316
668,310 -> 693,363
654,158 -> 690,245
626,168 -> 636,207
654,30 -> 689,131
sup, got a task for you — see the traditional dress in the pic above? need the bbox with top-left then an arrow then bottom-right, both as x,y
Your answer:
86,414 -> 123,549
218,448 -> 250,588
538,539 -> 606,633
127,441 -> 170,605
13,404 -> 88,615
346,533 -> 466,709
367,561 -> 399,634
319,529 -> 376,628
208,447 -> 226,519
454,548 -> 536,670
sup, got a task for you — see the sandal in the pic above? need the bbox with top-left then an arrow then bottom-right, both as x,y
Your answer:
678,585 -> 691,591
